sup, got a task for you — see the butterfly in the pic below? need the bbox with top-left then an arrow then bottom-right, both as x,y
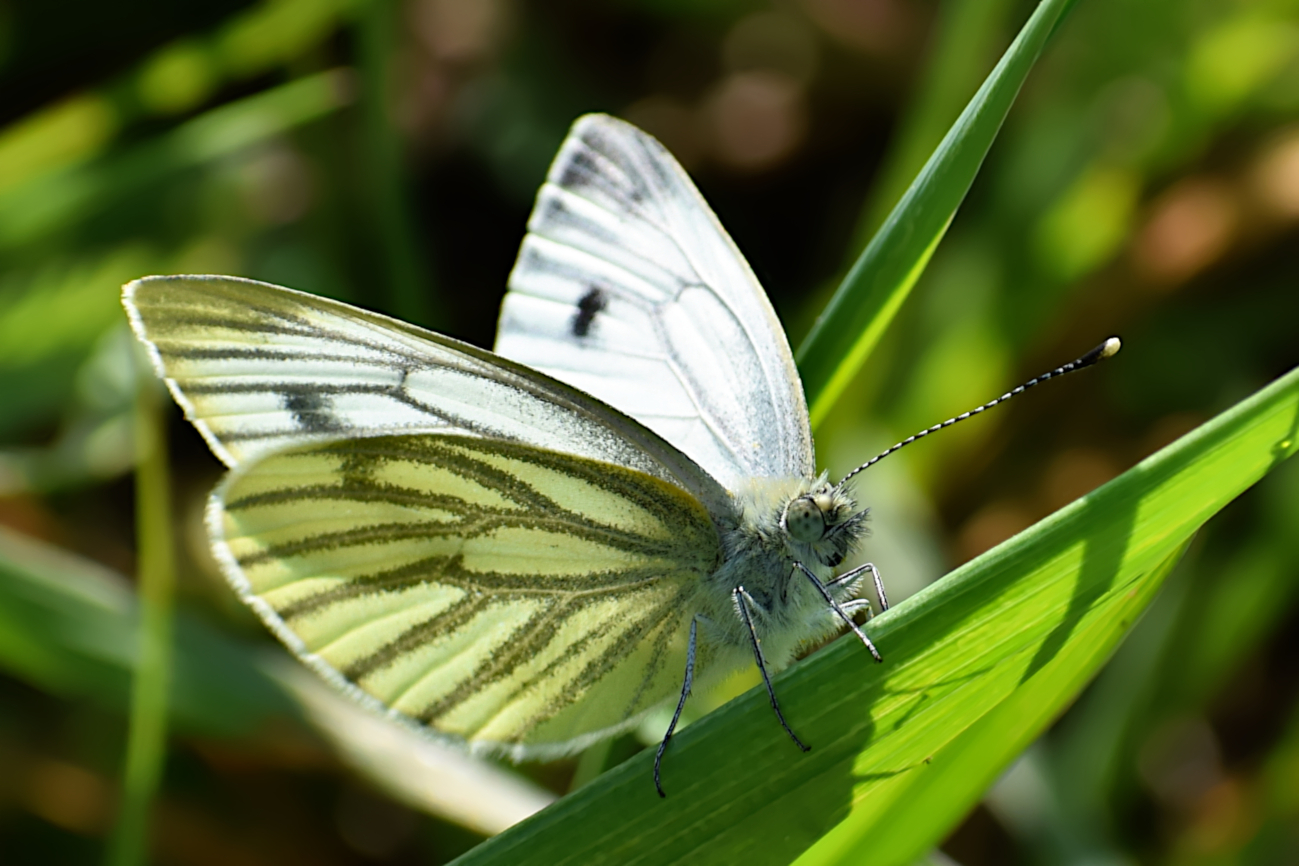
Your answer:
124,113 -> 1117,796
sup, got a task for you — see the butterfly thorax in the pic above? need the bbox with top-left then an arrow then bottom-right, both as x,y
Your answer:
702,476 -> 869,672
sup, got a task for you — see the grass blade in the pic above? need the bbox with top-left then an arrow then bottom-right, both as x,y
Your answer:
796,0 -> 1078,427
356,0 -> 435,325
0,520 -> 558,836
0,529 -> 298,738
794,543 -> 1187,866
851,0 -> 1018,247
105,375 -> 177,866
0,71 -> 352,251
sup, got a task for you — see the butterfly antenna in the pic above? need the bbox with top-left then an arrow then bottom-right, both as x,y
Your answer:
836,337 -> 1121,491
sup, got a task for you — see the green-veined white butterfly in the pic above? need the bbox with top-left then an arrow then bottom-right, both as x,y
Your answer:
123,114 -> 1119,796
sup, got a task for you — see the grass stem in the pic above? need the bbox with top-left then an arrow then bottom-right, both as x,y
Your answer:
357,0 -> 434,325
105,373 -> 176,866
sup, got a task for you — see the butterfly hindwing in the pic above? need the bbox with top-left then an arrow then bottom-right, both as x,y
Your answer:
214,433 -> 722,755
496,114 -> 815,490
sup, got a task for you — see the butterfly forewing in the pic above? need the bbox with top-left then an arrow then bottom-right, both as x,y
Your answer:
496,114 -> 815,489
124,274 -> 731,518
213,433 -> 721,755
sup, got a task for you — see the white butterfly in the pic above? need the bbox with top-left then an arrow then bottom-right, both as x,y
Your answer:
124,113 -> 1115,795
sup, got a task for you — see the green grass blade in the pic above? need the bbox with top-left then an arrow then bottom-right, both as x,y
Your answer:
851,0 -> 1018,248
0,71 -> 352,251
796,0 -> 1077,428
356,0 -> 435,326
106,376 -> 177,866
0,524 -> 558,836
0,524 -> 299,737
794,542 -> 1188,866
451,365 -> 1299,866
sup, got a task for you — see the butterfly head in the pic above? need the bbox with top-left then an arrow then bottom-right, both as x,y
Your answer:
780,484 -> 868,568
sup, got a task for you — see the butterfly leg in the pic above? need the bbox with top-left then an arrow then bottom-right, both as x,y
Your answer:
794,563 -> 882,663
828,561 -> 889,612
839,599 -> 874,617
654,617 -> 698,798
734,586 -> 810,753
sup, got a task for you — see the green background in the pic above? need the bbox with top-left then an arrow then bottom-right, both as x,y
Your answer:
1,0 -> 1297,864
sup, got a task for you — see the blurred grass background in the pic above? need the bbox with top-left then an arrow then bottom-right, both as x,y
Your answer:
0,0 -> 1297,863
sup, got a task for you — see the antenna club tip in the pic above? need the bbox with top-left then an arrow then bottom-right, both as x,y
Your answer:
1079,336 -> 1122,366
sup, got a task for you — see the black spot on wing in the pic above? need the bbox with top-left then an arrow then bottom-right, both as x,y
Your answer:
570,287 -> 608,338
282,387 -> 347,433
558,149 -> 601,192
563,134 -> 650,205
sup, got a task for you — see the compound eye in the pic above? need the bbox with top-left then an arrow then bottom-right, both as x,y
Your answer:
785,497 -> 826,543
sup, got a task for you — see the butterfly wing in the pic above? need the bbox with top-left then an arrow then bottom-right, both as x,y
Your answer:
213,433 -> 722,756
495,114 -> 815,490
124,274 -> 730,516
